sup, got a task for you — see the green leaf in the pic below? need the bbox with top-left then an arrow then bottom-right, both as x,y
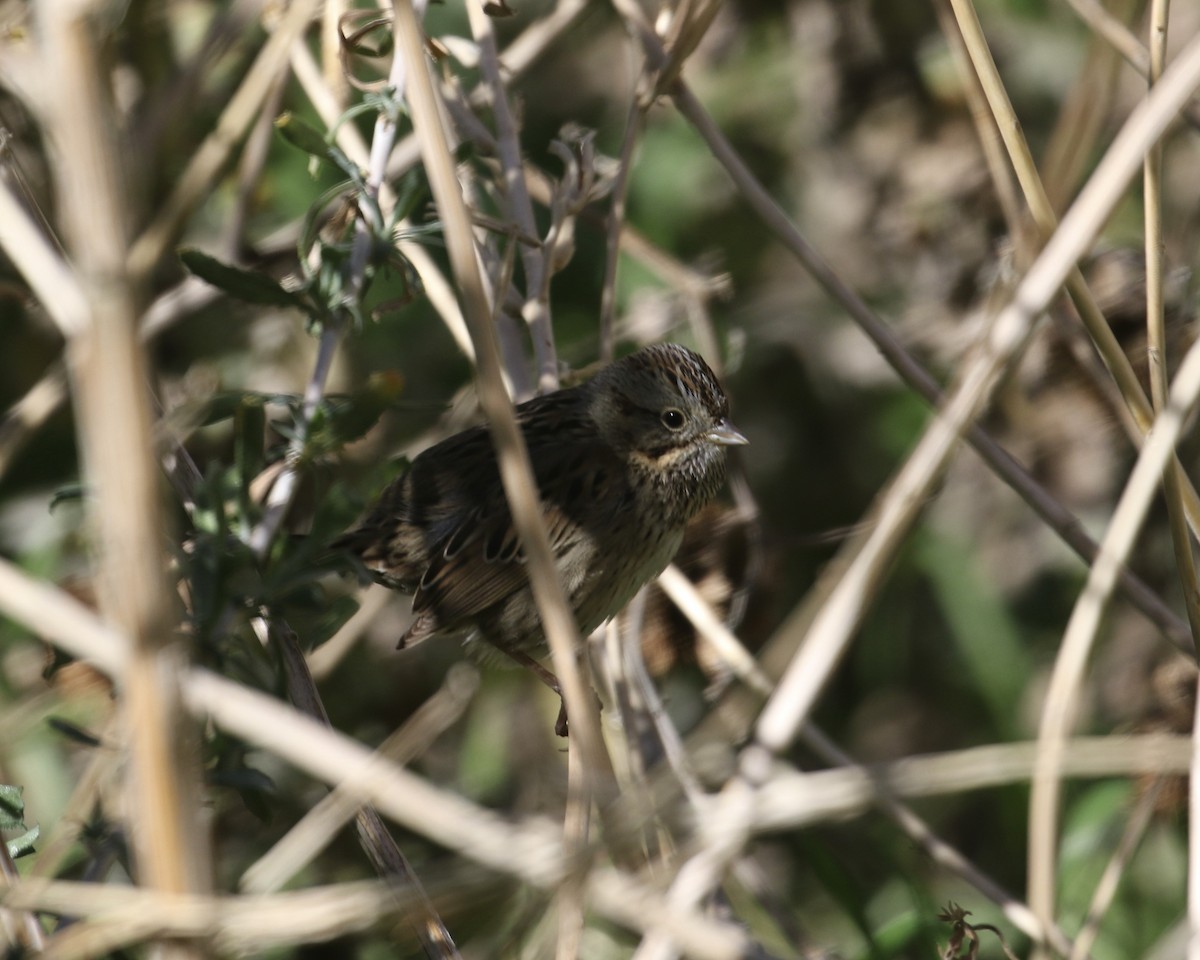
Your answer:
48,483 -> 86,512
0,784 -> 26,830
210,764 -> 276,824
275,112 -> 364,183
7,825 -> 39,859
209,766 -> 276,794
1,784 -> 38,859
234,396 -> 267,533
864,907 -> 923,958
305,371 -> 406,455
180,249 -> 305,308
275,110 -> 333,157
389,170 -> 429,228
297,180 -> 358,266
361,88 -> 402,125
46,717 -> 102,747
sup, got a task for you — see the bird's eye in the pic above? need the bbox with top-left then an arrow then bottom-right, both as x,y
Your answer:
660,408 -> 686,430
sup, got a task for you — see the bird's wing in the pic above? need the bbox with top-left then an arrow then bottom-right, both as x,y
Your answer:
335,422 -> 496,586
408,498 -> 583,630
408,429 -> 621,635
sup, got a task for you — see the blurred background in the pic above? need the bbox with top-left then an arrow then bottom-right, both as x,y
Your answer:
2,0 -> 1200,956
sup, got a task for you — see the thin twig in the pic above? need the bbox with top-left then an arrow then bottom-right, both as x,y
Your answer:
946,0 -> 1200,554
183,668 -> 746,960
390,0 -> 622,824
5,879 -> 403,956
27,716 -> 122,885
1039,0 -> 1133,213
1060,0 -> 1151,73
266,616 -> 460,958
0,835 -> 44,951
555,746 -> 590,960
380,0 -> 594,187
0,362 -> 68,483
1057,0 -> 1200,131
38,5 -> 212,960
932,0 -> 1024,242
1069,779 -> 1164,960
1029,326 -> 1200,940
0,552 -> 746,959
666,80 -> 1192,656
656,564 -> 771,696
1,554 -> 1190,958
466,0 -> 556,391
0,274 -> 221,489
718,735 -> 1194,836
800,725 -> 1078,956
249,0 -> 417,561
0,179 -> 88,338
1139,1 -> 1200,654
658,561 -> 1079,955
1145,1 -> 1171,415
305,583 -> 395,681
239,664 -> 479,895
127,0 -> 320,280
1190,671 -> 1200,960
754,24 -> 1200,758
288,40 -> 475,359
249,321 -> 343,557
222,64 -> 291,256
599,93 -> 647,363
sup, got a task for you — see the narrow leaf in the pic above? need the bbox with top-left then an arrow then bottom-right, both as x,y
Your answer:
180,249 -> 304,308
0,784 -> 25,830
275,113 -> 364,182
7,825 -> 39,859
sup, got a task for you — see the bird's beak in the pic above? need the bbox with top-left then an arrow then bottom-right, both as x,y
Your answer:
706,420 -> 749,446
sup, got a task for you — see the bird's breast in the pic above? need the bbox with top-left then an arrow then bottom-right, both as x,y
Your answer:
571,521 -> 686,635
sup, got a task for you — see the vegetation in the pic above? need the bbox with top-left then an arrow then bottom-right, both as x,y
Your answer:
1,0 -> 1199,957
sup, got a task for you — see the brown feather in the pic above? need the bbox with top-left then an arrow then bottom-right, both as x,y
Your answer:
335,343 -> 746,659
